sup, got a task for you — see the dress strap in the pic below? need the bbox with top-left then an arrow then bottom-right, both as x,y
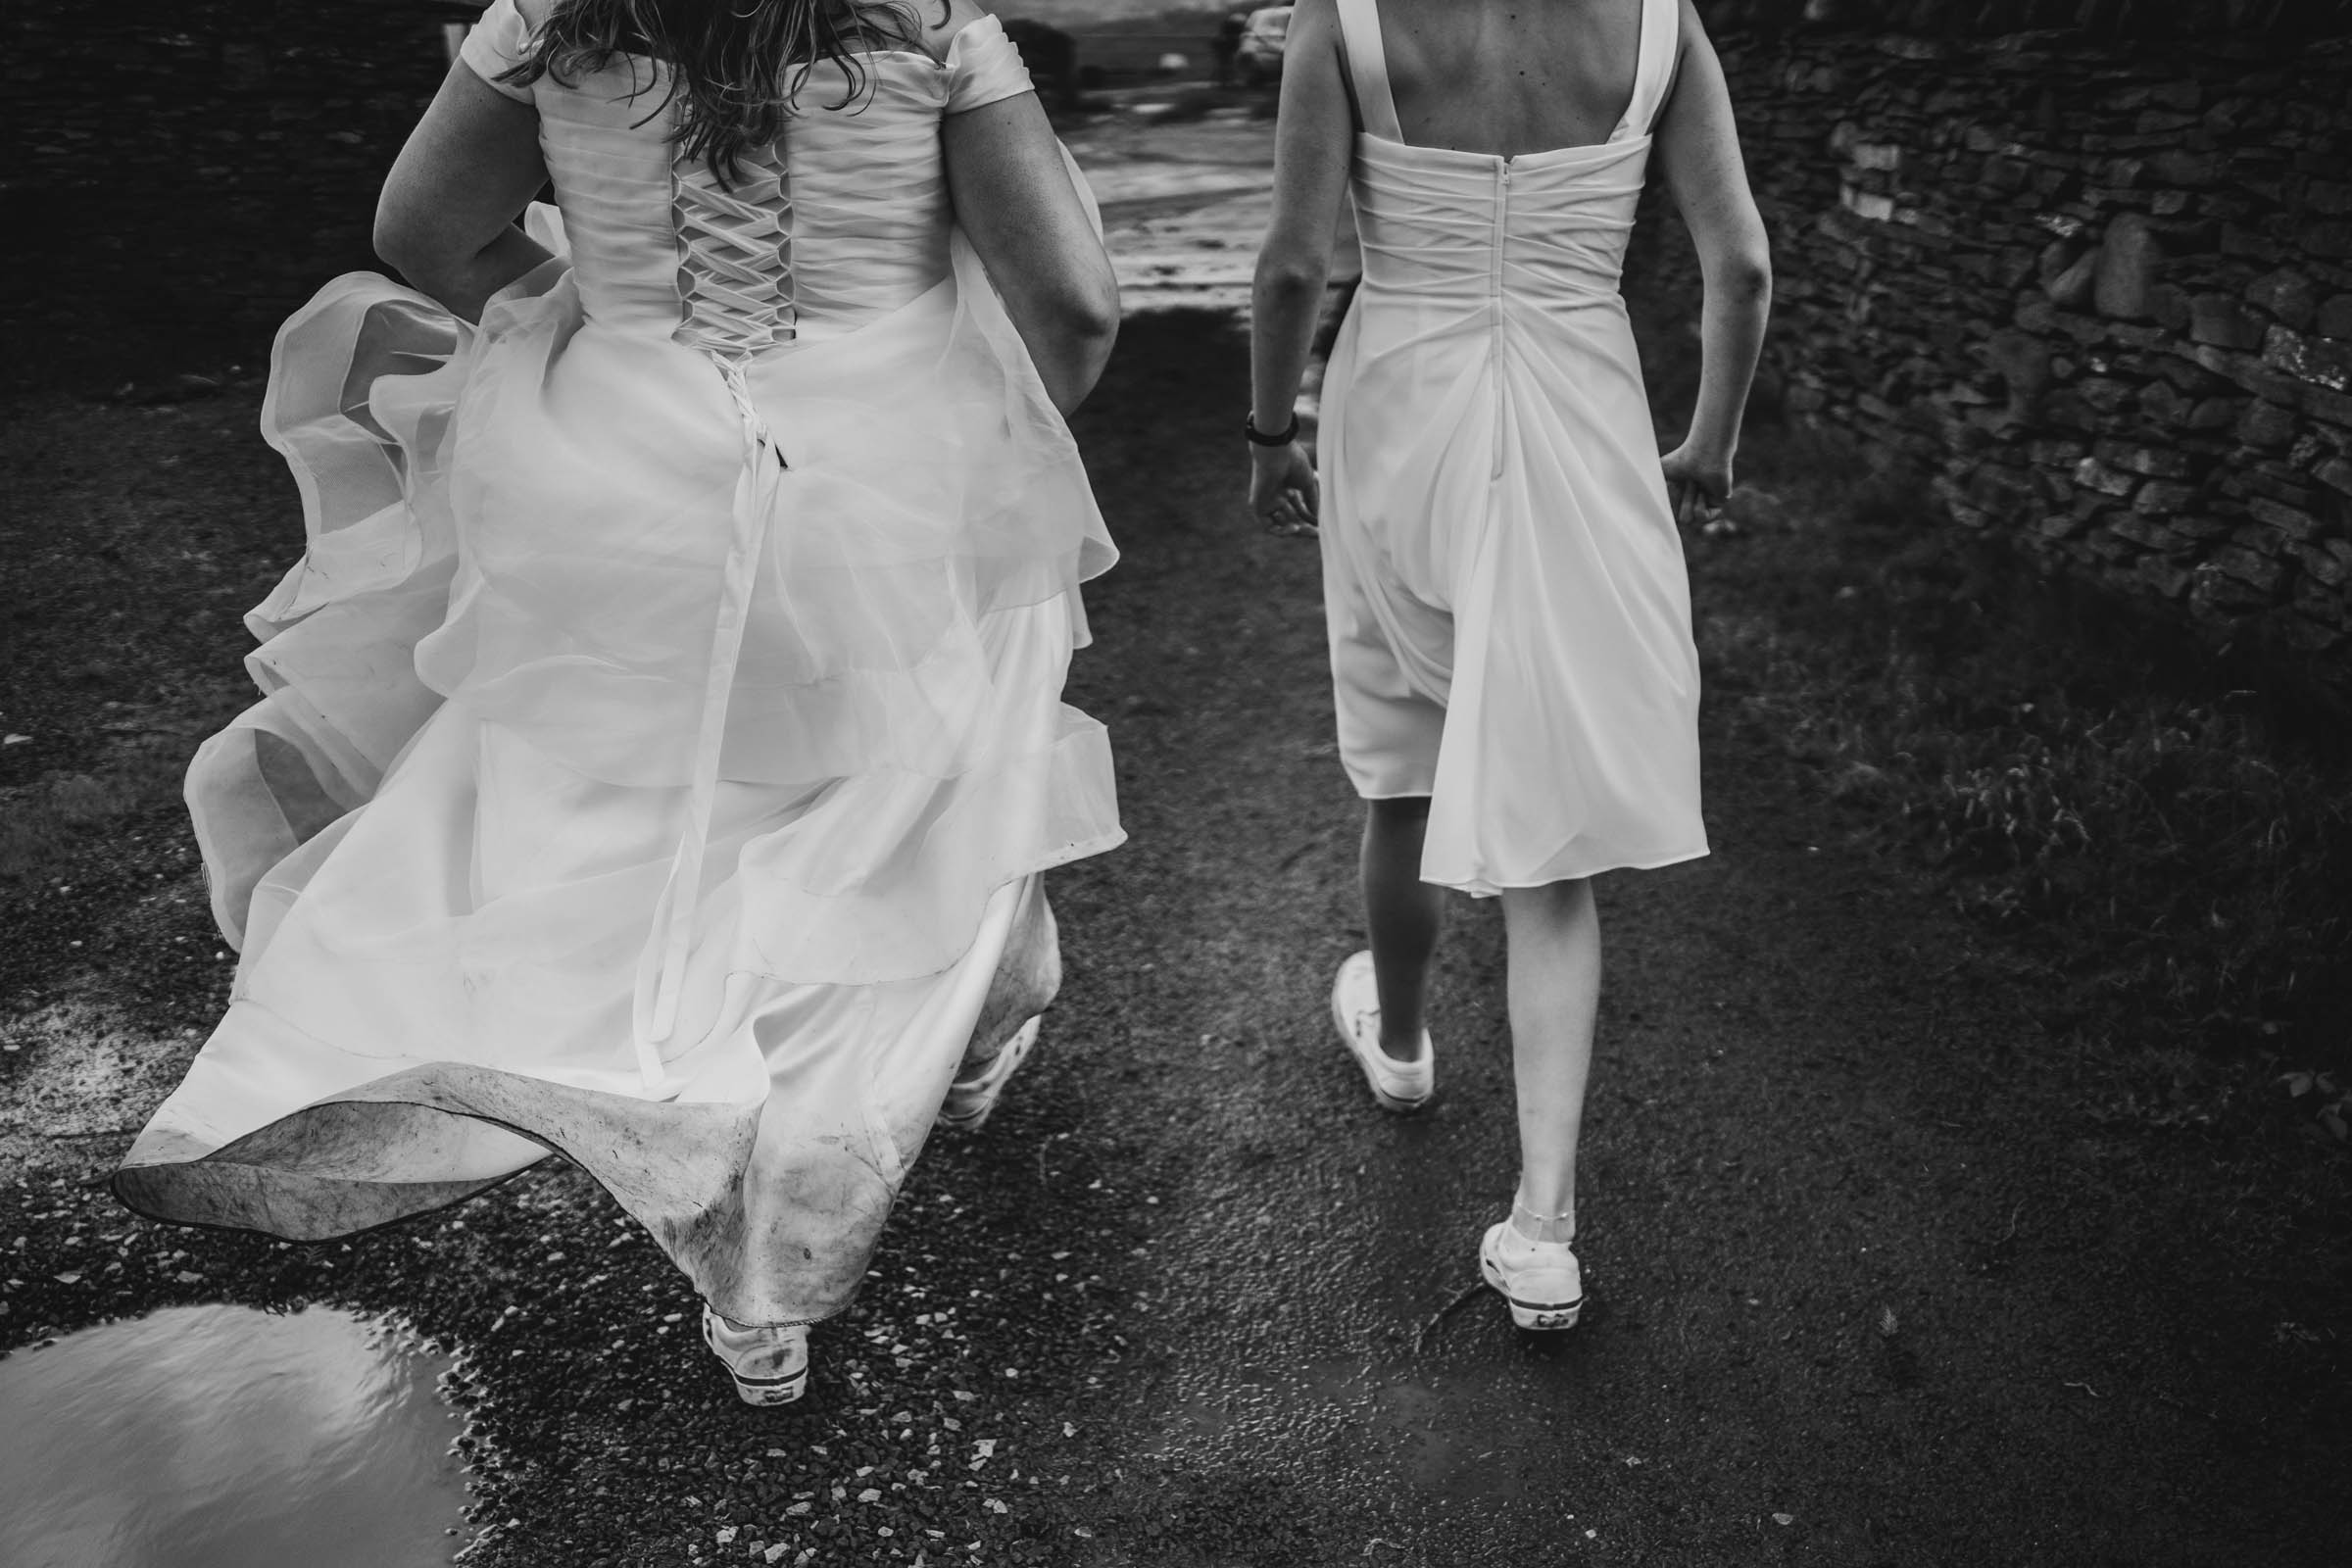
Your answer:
1613,0 -> 1683,140
1334,0 -> 1404,142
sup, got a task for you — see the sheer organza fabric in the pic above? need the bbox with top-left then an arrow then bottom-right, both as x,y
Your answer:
117,9 -> 1119,1327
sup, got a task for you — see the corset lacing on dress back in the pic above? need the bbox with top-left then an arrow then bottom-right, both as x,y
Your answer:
671,143 -> 800,357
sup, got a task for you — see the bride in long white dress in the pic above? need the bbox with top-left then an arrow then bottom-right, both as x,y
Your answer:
112,0 -> 1122,1405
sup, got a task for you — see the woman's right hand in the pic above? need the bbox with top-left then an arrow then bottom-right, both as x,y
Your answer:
1249,438 -> 1320,538
1660,441 -> 1732,528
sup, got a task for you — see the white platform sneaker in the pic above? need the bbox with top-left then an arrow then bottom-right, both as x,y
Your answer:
938,1015 -> 1042,1133
1330,951 -> 1434,1112
1478,1219 -> 1585,1332
702,1307 -> 810,1406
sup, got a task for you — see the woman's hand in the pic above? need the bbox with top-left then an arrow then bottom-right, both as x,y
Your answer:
1660,441 -> 1732,528
1249,439 -> 1319,537
1655,1 -> 1771,508
1250,0 -> 1349,533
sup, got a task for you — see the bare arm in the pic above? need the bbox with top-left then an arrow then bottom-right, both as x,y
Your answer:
1248,0 -> 1353,534
1652,0 -> 1771,520
374,61 -> 553,323
944,24 -> 1120,415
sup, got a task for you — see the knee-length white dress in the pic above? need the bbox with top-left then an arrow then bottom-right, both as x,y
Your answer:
112,1 -> 1120,1328
1318,0 -> 1707,893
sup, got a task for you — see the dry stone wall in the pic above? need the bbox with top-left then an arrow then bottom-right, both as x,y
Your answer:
1628,23 -> 2352,672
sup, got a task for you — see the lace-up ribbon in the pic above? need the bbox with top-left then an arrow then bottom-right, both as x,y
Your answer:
633,144 -> 803,1091
671,143 -> 797,356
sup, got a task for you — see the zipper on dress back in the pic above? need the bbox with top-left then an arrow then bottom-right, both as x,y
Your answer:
1491,159 -> 1511,482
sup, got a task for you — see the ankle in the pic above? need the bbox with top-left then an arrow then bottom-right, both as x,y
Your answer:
1509,1191 -> 1575,1246
1377,1027 -> 1426,1062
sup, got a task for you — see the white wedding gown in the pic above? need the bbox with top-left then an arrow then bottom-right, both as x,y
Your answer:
1317,0 -> 1708,891
114,0 -> 1121,1328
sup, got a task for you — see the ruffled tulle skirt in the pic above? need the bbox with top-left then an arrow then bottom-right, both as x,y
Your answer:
113,213 -> 1120,1325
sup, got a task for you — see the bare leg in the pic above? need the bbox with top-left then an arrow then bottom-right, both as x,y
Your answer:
1498,879 -> 1600,1245
1361,797 -> 1444,1060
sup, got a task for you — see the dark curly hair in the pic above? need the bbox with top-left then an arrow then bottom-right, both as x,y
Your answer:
500,0 -> 952,179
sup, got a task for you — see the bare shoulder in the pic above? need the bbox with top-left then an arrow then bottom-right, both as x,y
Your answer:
1660,0 -> 1734,118
1675,0 -> 1717,64
1291,0 -> 1342,35
1282,0 -> 1344,66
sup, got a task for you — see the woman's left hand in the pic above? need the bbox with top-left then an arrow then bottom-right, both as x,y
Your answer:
1250,439 -> 1319,538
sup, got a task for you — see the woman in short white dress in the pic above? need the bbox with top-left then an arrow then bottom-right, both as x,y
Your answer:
112,0 -> 1121,1404
1248,0 -> 1769,1328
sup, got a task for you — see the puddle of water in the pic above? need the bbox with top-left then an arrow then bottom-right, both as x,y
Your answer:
0,1303 -> 472,1568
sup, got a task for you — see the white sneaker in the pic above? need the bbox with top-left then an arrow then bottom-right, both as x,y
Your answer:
702,1307 -> 809,1406
1330,951 -> 1433,1112
939,1015 -> 1042,1133
1479,1221 -> 1584,1331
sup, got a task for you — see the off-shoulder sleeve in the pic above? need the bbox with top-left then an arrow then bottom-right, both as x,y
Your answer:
460,0 -> 539,103
944,16 -> 1036,114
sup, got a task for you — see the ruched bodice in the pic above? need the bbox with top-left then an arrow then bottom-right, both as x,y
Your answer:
1342,0 -> 1673,326
1316,0 -> 1707,892
1351,136 -> 1648,312
462,0 -> 1032,344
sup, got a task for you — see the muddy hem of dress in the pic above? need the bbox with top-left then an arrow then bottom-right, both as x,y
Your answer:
110,1135 -> 537,1249
109,1083 -> 852,1327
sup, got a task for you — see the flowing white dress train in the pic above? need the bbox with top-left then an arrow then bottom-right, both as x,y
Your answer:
114,1 -> 1120,1328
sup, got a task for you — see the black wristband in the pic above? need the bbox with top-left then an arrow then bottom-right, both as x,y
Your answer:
1245,410 -> 1300,446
